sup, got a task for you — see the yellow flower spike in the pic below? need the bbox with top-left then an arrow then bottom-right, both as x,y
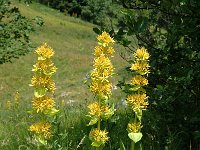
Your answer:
127,122 -> 142,133
29,43 -> 58,146
29,122 -> 52,139
35,43 -> 54,60
126,94 -> 149,111
133,47 -> 150,60
32,96 -> 55,113
97,32 -> 115,46
87,32 -> 114,147
89,128 -> 109,146
15,91 -> 20,106
131,75 -> 148,86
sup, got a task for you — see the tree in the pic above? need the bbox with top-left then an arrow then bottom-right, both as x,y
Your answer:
95,0 -> 200,149
0,0 -> 33,64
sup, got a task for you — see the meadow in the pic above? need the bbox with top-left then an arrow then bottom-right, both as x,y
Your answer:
0,1 -> 129,149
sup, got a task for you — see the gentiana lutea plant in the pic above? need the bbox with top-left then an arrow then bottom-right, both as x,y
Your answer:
87,32 -> 115,148
29,43 -> 59,146
126,47 -> 150,149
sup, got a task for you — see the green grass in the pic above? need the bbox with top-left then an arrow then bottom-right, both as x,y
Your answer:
0,1 -> 128,149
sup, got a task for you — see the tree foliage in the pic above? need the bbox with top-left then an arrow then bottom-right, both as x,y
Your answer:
0,0 -> 34,64
95,0 -> 200,149
32,0 -> 122,27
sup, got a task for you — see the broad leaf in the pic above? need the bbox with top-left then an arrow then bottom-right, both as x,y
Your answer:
87,117 -> 98,126
91,141 -> 103,147
34,87 -> 47,98
128,132 -> 143,143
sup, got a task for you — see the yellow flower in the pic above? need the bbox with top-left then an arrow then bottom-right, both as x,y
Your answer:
32,96 -> 55,113
89,128 -> 109,144
133,47 -> 150,60
93,54 -> 113,71
90,81 -> 112,97
94,45 -> 115,57
88,102 -> 111,118
31,76 -> 56,92
131,75 -> 148,86
35,43 -> 54,59
15,91 -> 20,106
91,54 -> 114,82
97,32 -> 115,46
32,59 -> 57,75
29,122 -> 52,139
130,61 -> 149,75
126,94 -> 148,111
127,122 -> 142,133
91,69 -> 113,82
88,102 -> 102,117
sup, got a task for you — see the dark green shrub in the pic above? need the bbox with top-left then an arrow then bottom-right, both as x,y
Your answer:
0,0 -> 34,64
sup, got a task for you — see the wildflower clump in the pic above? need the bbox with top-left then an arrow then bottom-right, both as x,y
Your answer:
86,32 -> 115,148
29,43 -> 58,146
126,47 -> 150,147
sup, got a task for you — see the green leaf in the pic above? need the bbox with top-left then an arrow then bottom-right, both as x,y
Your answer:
103,104 -> 114,120
93,27 -> 101,34
87,117 -> 98,126
128,132 -> 143,143
134,109 -> 143,121
91,141 -> 103,147
34,87 -> 47,98
119,140 -> 126,150
135,17 -> 148,33
46,108 -> 59,116
129,86 -> 141,92
38,138 -> 47,145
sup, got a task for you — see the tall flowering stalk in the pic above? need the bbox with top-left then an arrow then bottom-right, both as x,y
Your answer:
29,43 -> 58,146
87,32 -> 115,148
126,47 -> 150,149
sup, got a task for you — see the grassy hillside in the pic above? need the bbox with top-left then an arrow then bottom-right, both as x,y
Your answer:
0,1 -> 128,149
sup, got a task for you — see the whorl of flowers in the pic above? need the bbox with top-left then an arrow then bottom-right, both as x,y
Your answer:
126,47 -> 150,144
29,122 -> 52,141
126,93 -> 148,112
87,32 -> 115,148
127,122 -> 142,133
88,102 -> 113,120
29,43 -> 58,145
89,128 -> 109,147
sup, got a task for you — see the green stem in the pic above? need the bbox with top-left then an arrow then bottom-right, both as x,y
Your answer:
96,98 -> 101,150
96,117 -> 100,150
131,113 -> 137,150
131,141 -> 135,150
37,144 -> 40,150
98,118 -> 101,129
